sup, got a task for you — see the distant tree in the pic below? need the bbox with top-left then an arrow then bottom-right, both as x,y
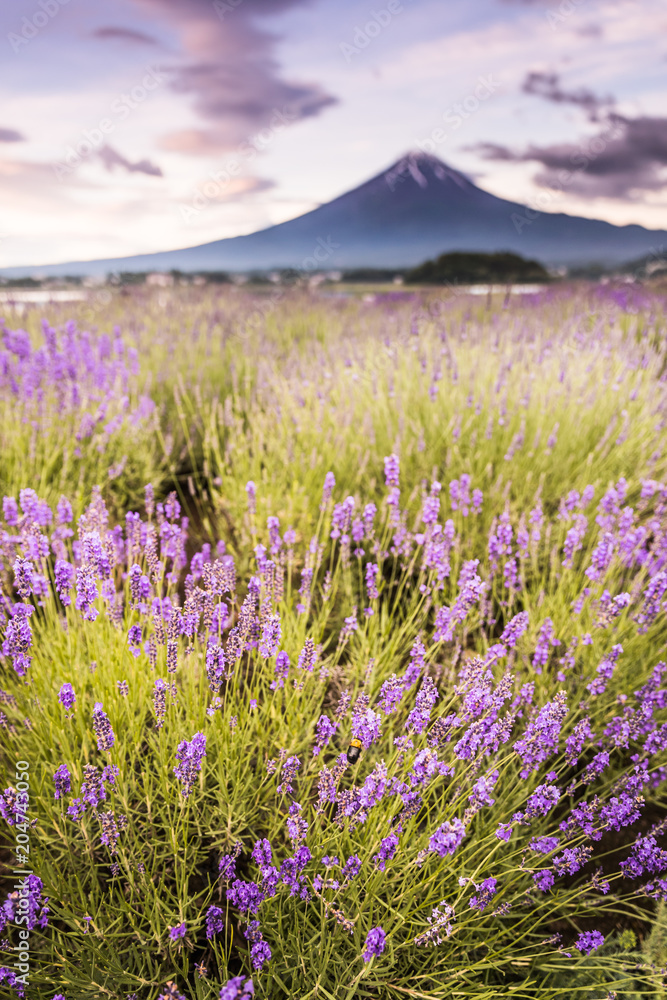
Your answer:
195,271 -> 231,284
341,269 -> 407,283
404,251 -> 549,285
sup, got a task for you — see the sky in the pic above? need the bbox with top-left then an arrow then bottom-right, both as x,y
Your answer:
1,0 -> 666,268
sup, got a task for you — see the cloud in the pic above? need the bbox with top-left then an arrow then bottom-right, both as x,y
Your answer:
131,0 -> 338,155
98,144 -> 163,176
521,71 -> 615,120
576,22 -> 604,38
469,113 -> 667,199
0,128 -> 26,142
92,26 -> 158,44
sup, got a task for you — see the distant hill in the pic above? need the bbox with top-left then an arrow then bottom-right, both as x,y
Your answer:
2,151 -> 667,278
405,250 -> 549,285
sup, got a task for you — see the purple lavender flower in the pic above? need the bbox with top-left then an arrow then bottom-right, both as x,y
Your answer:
575,930 -> 604,954
297,638 -> 318,672
219,975 -> 254,999
620,834 -> 667,879
377,674 -> 404,715
67,798 -> 86,821
250,939 -> 271,970
0,787 -> 19,826
343,854 -> 362,879
582,751 -> 610,783
362,926 -> 386,961
57,496 -> 73,524
205,642 -> 227,692
523,783 -> 561,819
428,818 -> 466,858
500,611 -> 529,649
92,703 -> 115,753
2,604 -> 33,676
513,691 -> 567,778
173,732 -> 207,797
403,637 -> 427,689
313,715 -> 337,756
331,496 -> 355,542
259,614 -> 281,659
128,624 -> 142,657
585,532 -> 615,581
351,704 -> 382,749
252,838 -> 272,867
13,557 -> 35,602
226,879 -> 264,915
277,755 -> 300,795
206,905 -> 225,938
153,679 -> 168,728
365,562 -> 380,601
406,676 -> 439,734
54,559 -> 74,606
587,644 -> 623,696
529,836 -> 559,854
384,454 -> 400,488
58,683 -> 76,712
531,618 -> 560,674
533,870 -> 555,892
270,650 -> 290,690
469,877 -> 497,912
320,471 -> 335,510
3,496 -> 19,527
468,770 -> 499,811
336,606 -> 358,643
372,834 -> 399,871
168,922 -> 187,942
565,717 -> 594,765
53,764 -> 71,800
244,481 -> 256,515
433,565 -> 488,642
553,845 -> 593,875
75,567 -> 99,622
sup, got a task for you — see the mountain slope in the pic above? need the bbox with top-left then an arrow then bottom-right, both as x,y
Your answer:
3,152 -> 666,277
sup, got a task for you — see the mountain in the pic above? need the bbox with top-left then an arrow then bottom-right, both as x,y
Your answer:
3,151 -> 667,278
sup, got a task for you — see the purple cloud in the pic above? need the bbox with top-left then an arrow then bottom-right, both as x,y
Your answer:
0,128 -> 25,142
469,113 -> 667,199
92,26 -> 157,44
521,71 -> 615,121
131,0 -> 337,155
98,145 -> 163,176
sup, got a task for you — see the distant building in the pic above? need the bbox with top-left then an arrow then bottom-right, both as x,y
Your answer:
146,272 -> 174,287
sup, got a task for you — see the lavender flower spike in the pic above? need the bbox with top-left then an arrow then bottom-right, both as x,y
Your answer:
174,732 -> 207,798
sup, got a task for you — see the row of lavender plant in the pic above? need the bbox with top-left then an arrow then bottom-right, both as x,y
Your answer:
0,316 -> 161,514
1,444 -> 667,997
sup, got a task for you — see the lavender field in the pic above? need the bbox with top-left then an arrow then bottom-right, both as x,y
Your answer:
2,282 -> 667,1000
